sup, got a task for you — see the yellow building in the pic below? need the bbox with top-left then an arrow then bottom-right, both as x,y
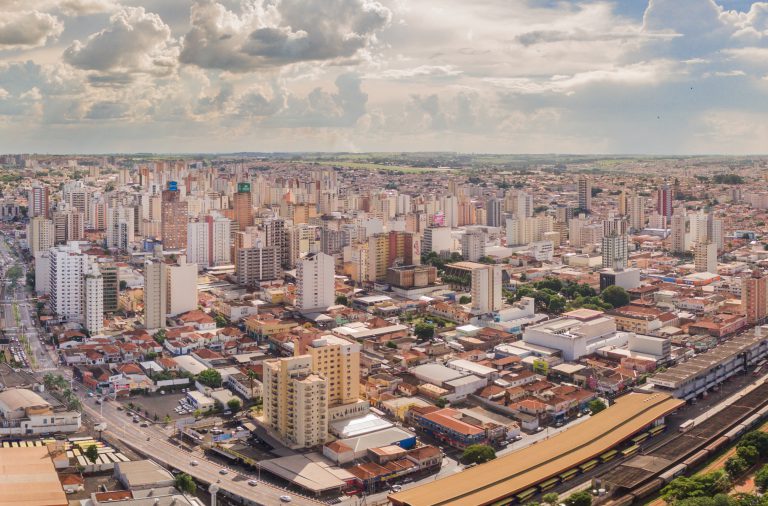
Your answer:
263,356 -> 328,449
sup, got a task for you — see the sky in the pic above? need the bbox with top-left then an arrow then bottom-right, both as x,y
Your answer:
1,0 -> 768,155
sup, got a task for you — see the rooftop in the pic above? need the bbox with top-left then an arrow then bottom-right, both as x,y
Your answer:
0,446 -> 67,506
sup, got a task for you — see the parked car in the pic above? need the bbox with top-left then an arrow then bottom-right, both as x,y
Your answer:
280,496 -> 292,503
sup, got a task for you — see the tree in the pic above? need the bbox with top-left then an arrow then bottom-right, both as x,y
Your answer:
738,431 -> 768,458
600,285 -> 630,308
84,444 -> 99,464
435,397 -> 448,408
335,295 -> 349,306
588,399 -> 607,415
547,296 -> 566,314
542,493 -> 560,505
214,313 -> 227,328
6,264 -> 22,286
164,415 -> 172,425
459,295 -> 472,304
386,340 -> 398,349
725,456 -> 749,478
564,491 -> 592,506
198,368 -> 222,388
736,445 -> 759,466
414,322 -> 435,339
227,398 -> 242,412
662,471 -> 731,502
754,464 -> 768,492
174,473 -> 197,495
119,280 -> 128,290
461,444 -> 496,465
153,329 -> 167,344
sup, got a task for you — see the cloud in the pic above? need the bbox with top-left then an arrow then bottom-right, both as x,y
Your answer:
63,7 -> 177,76
368,65 -> 463,80
180,0 -> 391,71
56,0 -> 119,16
85,100 -> 129,119
0,11 -> 62,49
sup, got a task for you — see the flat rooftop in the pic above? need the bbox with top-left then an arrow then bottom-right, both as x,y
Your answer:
0,446 -> 67,506
388,392 -> 684,506
259,453 -> 354,493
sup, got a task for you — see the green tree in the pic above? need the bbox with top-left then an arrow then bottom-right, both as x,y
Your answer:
386,340 -> 398,349
459,295 -> 472,304
414,322 -> 435,339
227,398 -> 242,412
214,313 -> 228,328
84,444 -> 99,464
164,415 -> 172,425
547,296 -> 566,314
755,464 -> 768,492
119,280 -> 128,290
738,431 -> 768,457
334,295 -> 349,306
174,473 -> 197,495
197,368 -> 222,388
564,491 -> 592,506
542,493 -> 560,505
600,285 -> 630,308
461,444 -> 496,465
6,264 -> 22,286
588,399 -> 607,414
434,397 -> 448,408
662,471 -> 731,502
737,445 -> 759,466
153,329 -> 167,344
725,456 -> 749,478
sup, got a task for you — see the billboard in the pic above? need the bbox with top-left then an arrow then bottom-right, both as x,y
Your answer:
238,182 -> 251,193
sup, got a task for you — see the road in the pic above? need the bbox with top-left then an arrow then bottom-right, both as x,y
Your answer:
73,379 -> 326,506
0,236 -> 56,372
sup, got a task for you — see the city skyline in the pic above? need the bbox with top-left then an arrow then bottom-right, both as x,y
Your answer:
1,0 -> 768,154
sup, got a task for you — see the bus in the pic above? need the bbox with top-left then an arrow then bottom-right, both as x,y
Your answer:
560,468 -> 579,482
649,424 -> 666,437
631,433 -> 650,445
579,459 -> 599,473
539,477 -> 560,492
622,444 -> 640,457
516,488 -> 538,503
600,450 -> 618,463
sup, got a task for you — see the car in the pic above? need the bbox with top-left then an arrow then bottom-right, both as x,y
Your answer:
87,392 -> 94,397
391,485 -> 402,492
95,399 -> 102,405
248,480 -> 258,486
280,496 -> 292,503
139,422 -> 149,428
218,469 -> 228,475
190,460 -> 199,466
116,406 -> 123,411
73,387 -> 78,392
132,417 -> 140,423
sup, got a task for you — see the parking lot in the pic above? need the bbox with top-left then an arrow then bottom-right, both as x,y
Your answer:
120,392 -> 191,421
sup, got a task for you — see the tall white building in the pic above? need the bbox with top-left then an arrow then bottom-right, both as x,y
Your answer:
602,217 -> 628,270
106,206 -> 135,251
440,195 -> 459,228
694,241 -> 718,273
187,214 -> 231,269
505,190 -> 533,218
423,227 -> 452,255
143,257 -> 167,330
296,252 -> 335,313
83,263 -> 104,335
507,215 -> 554,246
49,243 -> 90,321
461,230 -> 486,262
471,264 -> 502,314
627,192 -> 646,231
707,213 -> 723,251
167,255 -> 198,317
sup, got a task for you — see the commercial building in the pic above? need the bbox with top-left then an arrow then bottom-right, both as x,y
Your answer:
523,309 -> 623,361
742,270 -> 768,324
83,263 -> 104,335
0,446 -> 67,506
232,182 -> 254,231
694,241 -> 717,273
386,265 -> 438,289
296,252 -> 335,312
160,181 -> 187,250
367,231 -> 419,281
0,388 -> 81,435
99,262 -> 119,313
423,227 -> 452,255
263,355 -> 328,448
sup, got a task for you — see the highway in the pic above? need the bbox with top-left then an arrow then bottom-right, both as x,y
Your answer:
75,381 -> 327,506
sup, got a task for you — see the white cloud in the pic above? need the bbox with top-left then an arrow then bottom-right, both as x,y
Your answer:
0,11 -> 62,49
179,0 -> 391,71
63,7 -> 177,76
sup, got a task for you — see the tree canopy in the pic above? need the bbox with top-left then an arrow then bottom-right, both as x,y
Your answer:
600,285 -> 630,308
461,444 -> 496,465
197,368 -> 222,388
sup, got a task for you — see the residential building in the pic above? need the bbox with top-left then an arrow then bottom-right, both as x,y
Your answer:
160,181 -> 187,250
305,335 -> 365,420
27,216 -> 54,256
29,183 -> 50,218
263,355 -> 328,448
49,243 -> 90,321
297,252 -> 335,312
232,182 -> 254,230
694,241 -> 717,273
423,227 -> 452,256
143,257 -> 167,330
602,217 -> 628,270
461,230 -> 486,262
471,264 -> 502,314
577,176 -> 591,212
99,262 -> 119,313
83,263 -> 104,335
235,244 -> 282,285
743,270 -> 768,325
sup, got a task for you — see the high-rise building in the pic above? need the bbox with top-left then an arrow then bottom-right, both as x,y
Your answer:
670,208 -> 690,253
485,197 -> 503,227
264,218 -> 288,267
461,230 -> 486,262
27,217 -> 54,256
694,241 -> 718,274
235,245 -> 282,285
578,176 -> 592,212
471,264 -> 502,314
422,227 -> 452,256
166,256 -> 198,317
506,215 -> 554,246
263,355 -> 328,448
187,214 -> 231,269
161,181 -> 188,250
656,183 -> 673,220
106,206 -> 135,251
49,243 -> 90,321
367,231 -> 419,281
707,213 -> 723,251
296,252 -> 335,312
143,257 -> 167,330
99,262 -> 119,313
83,263 -> 104,335
602,217 -> 628,270
232,182 -> 254,231
305,335 -> 361,410
743,270 -> 768,325
29,184 -> 50,218
505,190 -> 533,218
627,192 -> 646,231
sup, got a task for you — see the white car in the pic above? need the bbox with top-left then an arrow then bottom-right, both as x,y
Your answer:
248,480 -> 257,486
218,469 -> 228,475
190,460 -> 199,466
280,496 -> 292,503
391,485 -> 402,492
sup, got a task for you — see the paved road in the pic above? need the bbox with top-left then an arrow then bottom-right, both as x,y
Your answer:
74,381 -> 326,506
